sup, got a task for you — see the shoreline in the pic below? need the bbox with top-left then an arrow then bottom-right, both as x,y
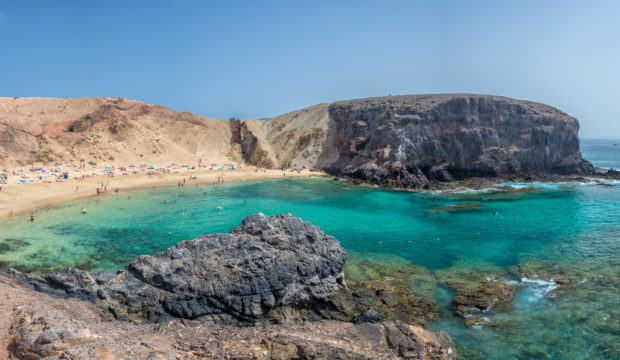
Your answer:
0,167 -> 327,217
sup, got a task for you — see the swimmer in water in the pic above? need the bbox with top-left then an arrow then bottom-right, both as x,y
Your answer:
81,208 -> 87,214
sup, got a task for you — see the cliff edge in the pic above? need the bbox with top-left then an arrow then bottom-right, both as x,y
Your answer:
255,94 -> 594,187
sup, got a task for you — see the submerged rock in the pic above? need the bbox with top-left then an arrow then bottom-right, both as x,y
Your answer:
436,265 -> 516,327
452,281 -> 517,327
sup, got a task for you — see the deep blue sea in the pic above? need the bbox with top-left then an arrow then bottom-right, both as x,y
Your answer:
0,139 -> 618,359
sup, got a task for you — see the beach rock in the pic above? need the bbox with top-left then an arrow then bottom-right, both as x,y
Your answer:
5,213 -> 439,329
1,214 -> 458,359
7,213 -> 348,326
8,303 -> 457,360
347,279 -> 438,327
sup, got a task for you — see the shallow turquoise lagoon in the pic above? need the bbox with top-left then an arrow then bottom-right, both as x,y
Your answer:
1,176 -> 618,359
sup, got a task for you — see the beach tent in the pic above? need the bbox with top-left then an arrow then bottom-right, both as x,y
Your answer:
149,165 -> 156,169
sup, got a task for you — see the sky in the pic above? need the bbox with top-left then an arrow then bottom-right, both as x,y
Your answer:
1,1 -> 619,138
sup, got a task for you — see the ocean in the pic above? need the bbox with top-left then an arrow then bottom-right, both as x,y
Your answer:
0,139 -> 618,359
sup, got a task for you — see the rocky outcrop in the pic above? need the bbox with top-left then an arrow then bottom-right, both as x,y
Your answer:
6,213 -> 438,329
3,214 -> 458,359
229,118 -> 276,168
8,304 -> 457,360
319,94 -> 594,187
8,213 -> 348,325
452,281 -> 517,327
255,103 -> 332,170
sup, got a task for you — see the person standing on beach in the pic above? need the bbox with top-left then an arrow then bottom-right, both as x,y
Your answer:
9,209 -> 13,217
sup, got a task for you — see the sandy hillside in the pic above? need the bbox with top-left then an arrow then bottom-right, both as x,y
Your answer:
0,97 -> 233,167
252,103 -> 331,169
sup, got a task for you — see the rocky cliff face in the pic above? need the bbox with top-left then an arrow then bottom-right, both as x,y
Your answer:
229,118 -> 277,168
254,94 -> 594,187
320,94 -> 593,187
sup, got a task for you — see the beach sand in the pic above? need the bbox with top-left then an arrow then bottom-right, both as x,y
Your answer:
0,167 -> 325,217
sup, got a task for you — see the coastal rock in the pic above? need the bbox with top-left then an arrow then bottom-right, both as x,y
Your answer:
452,281 -> 517,327
1,214 -> 458,359
8,304 -> 457,360
321,95 -> 594,187
6,213 -> 439,329
253,94 -> 594,186
8,213 -> 348,325
435,265 -> 517,327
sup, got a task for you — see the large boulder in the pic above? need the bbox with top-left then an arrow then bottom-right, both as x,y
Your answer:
8,213 -> 348,325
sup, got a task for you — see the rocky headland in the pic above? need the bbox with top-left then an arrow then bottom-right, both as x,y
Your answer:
252,94 -> 596,188
3,94 -> 609,189
2,213 -> 457,359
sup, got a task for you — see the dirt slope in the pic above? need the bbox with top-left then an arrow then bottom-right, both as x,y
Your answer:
0,97 -> 232,167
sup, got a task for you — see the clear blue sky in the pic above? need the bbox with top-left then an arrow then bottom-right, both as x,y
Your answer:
1,1 -> 619,138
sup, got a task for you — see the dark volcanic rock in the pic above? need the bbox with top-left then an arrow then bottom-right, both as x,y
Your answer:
5,213 -> 439,329
7,213 -> 348,325
321,94 -> 594,187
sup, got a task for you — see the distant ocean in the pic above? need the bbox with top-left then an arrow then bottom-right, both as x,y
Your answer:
581,138 -> 620,169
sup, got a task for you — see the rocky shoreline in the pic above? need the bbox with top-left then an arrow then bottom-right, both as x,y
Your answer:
2,213 -> 457,359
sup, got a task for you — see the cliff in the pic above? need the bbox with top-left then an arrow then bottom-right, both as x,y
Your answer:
256,94 -> 594,187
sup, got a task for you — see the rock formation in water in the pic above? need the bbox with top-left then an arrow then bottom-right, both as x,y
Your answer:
4,213 -> 457,359
253,94 -> 594,187
7,214 -> 436,326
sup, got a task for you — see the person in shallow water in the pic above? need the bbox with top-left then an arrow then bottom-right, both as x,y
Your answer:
29,211 -> 35,222
81,208 -> 87,214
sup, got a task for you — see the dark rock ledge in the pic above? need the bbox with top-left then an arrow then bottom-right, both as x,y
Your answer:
4,213 -> 457,359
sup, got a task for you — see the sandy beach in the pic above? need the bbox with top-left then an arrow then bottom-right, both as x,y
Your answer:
0,166 -> 326,217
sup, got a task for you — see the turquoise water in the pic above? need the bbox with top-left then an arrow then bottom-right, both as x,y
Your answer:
0,140 -> 618,359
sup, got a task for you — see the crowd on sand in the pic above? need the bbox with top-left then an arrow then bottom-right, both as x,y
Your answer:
0,161 -> 254,187
0,159 -> 306,219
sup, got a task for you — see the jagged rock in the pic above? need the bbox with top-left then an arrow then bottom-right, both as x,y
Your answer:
8,213 -> 348,326
8,302 -> 457,360
229,118 -> 276,168
6,213 -> 439,330
1,214 -> 458,359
